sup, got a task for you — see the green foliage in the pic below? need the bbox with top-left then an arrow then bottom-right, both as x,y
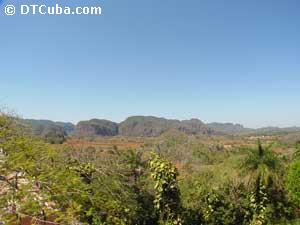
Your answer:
65,148 -> 151,225
248,177 -> 269,225
202,189 -> 246,225
242,141 -> 281,183
241,141 -> 293,224
0,115 -> 152,225
0,115 -> 85,224
149,153 -> 183,225
287,160 -> 300,205
294,142 -> 300,159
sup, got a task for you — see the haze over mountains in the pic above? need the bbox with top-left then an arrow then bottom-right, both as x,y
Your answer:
22,116 -> 300,139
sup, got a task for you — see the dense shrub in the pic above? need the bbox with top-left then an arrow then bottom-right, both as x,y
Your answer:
287,160 -> 300,205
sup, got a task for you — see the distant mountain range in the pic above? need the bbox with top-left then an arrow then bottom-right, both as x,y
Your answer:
22,116 -> 300,139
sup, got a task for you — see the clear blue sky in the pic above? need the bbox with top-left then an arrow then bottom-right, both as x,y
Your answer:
1,0 -> 300,128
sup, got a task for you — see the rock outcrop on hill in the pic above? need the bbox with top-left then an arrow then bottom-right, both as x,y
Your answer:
119,116 -> 173,137
119,116 -> 213,137
178,119 -> 213,135
75,119 -> 118,137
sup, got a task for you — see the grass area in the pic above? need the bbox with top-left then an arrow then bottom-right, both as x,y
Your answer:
276,220 -> 300,224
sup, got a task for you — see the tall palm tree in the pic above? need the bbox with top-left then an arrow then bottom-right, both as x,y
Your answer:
241,140 -> 282,224
242,140 -> 281,186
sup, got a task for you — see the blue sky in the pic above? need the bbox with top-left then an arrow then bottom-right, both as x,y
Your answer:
1,0 -> 300,128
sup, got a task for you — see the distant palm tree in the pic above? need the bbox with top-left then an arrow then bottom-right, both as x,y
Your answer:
242,140 -> 281,186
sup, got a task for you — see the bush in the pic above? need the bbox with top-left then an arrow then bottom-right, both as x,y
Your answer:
287,160 -> 300,205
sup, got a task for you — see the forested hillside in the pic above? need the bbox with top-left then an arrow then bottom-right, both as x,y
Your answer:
23,119 -> 75,144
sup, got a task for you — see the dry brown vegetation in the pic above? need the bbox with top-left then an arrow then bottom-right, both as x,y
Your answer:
67,137 -> 146,150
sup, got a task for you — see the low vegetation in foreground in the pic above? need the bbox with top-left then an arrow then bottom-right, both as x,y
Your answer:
1,114 -> 300,225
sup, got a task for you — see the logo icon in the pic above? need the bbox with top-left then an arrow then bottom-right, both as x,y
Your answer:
5,4 -> 15,15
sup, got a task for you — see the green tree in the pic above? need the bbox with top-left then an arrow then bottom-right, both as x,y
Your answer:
0,114 -> 86,224
149,152 -> 183,225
